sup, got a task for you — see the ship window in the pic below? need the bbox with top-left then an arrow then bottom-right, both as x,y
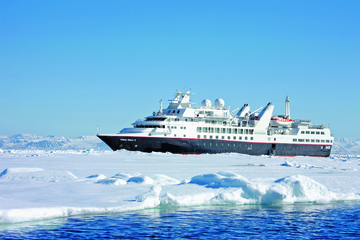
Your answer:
316,139 -> 320,143
245,129 -> 249,134
311,139 -> 315,142
293,139 -> 297,142
321,140 -> 325,143
184,127 -> 186,129
249,129 -> 254,135
204,135 -> 207,138
233,136 -> 236,140
222,136 -> 225,139
274,138 -> 276,141
311,131 -> 315,134
245,137 -> 248,140
306,131 -> 310,134
221,128 -> 226,133
210,136 -> 213,139
227,128 -> 231,134
306,139 -> 310,142
268,138 -> 271,141
210,127 -> 214,133
301,131 -> 305,134
326,140 -> 330,143
173,110 -> 175,114
331,140 -> 333,143
197,127 -> 201,132
298,139 -> 304,142
240,129 -> 243,134
321,132 -> 325,135
184,134 -> 186,137
250,137 -> 253,140
233,129 -> 237,134
203,127 -> 208,133
316,132 -> 320,135
215,128 -> 220,133
197,135 -> 200,138
239,137 -> 242,140
228,136 -> 230,140
216,136 -> 219,139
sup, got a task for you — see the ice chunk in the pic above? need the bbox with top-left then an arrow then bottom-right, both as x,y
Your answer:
189,172 -> 250,188
135,186 -> 162,208
111,172 -> 141,181
86,174 -> 107,181
0,168 -> 44,177
96,178 -> 126,185
151,174 -> 180,185
0,168 -> 77,181
262,175 -> 336,204
281,160 -> 300,167
127,175 -> 154,184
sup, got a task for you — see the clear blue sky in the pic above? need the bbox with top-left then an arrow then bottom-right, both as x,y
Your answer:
1,1 -> 359,138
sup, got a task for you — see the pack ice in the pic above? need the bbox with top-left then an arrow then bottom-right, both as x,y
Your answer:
0,150 -> 359,224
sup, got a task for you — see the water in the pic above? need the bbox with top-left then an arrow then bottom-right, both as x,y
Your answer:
1,203 -> 360,239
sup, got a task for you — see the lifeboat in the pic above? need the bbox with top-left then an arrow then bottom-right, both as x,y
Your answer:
270,117 -> 293,127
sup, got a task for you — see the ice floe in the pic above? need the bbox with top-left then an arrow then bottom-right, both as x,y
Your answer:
0,150 -> 360,224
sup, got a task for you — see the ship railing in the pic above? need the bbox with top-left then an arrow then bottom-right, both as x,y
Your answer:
295,119 -> 311,124
309,123 -> 329,129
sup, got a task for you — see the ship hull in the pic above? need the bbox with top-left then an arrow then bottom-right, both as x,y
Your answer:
97,135 -> 332,157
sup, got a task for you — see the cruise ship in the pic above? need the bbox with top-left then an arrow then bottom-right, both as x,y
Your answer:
98,90 -> 333,157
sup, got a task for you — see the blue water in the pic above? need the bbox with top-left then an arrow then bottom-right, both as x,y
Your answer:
1,203 -> 360,239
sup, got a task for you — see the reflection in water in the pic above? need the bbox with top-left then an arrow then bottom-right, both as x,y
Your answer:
1,203 -> 360,239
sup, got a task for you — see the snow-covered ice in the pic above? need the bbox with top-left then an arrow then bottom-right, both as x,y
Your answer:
0,149 -> 359,224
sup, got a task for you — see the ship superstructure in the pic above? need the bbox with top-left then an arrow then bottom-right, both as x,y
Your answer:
98,90 -> 333,156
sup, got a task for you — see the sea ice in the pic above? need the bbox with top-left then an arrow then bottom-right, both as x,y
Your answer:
0,150 -> 360,224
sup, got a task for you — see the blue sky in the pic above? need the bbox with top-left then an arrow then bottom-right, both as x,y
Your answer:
1,1 -> 359,138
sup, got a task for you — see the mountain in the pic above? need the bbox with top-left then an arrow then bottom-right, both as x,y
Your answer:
332,138 -> 360,154
0,134 -> 109,151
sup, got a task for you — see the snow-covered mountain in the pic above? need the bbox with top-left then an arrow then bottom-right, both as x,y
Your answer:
0,134 -> 359,154
332,138 -> 360,154
0,134 -> 109,150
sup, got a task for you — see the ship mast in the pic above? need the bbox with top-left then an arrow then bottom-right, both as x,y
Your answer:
285,96 -> 290,118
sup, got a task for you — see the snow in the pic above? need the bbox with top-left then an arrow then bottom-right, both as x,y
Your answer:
0,149 -> 360,225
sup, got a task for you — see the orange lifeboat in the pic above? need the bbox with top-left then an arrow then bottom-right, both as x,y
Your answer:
270,117 -> 293,127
